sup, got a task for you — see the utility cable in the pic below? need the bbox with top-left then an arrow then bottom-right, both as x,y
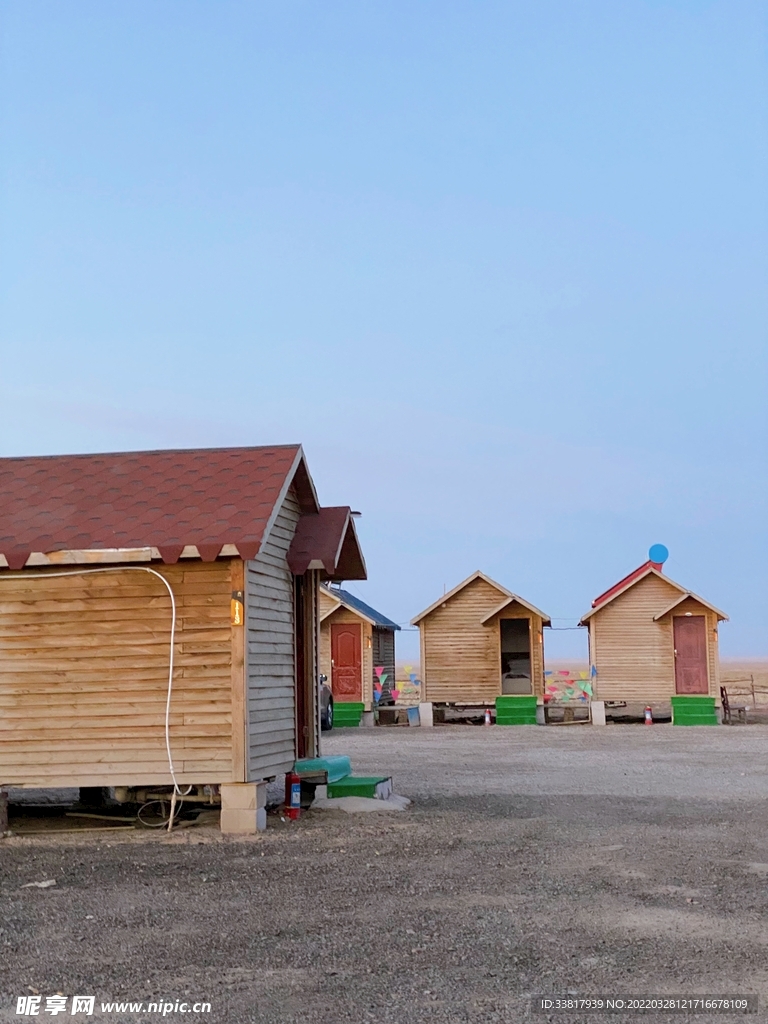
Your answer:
2,566 -> 180,795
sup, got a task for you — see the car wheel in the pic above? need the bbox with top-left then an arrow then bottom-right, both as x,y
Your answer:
322,699 -> 333,732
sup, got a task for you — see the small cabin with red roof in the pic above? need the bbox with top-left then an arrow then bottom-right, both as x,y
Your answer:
0,445 -> 365,831
579,546 -> 727,708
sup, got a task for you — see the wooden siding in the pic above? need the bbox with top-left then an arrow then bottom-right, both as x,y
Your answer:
421,577 -> 509,704
319,612 -> 332,688
483,605 -> 546,698
245,486 -> 301,780
318,588 -> 338,687
591,574 -> 721,702
320,608 -> 373,708
230,558 -> 246,782
318,587 -> 339,620
372,627 -> 396,698
0,561 -> 234,787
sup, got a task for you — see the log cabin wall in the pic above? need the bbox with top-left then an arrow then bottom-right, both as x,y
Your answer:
244,485 -> 302,779
0,560 -> 234,788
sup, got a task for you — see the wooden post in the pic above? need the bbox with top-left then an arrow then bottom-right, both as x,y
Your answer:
230,559 -> 247,783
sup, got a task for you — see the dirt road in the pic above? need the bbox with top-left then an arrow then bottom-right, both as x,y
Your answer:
2,725 -> 768,1023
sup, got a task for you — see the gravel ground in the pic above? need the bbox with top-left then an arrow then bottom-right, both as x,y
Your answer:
2,725 -> 768,1024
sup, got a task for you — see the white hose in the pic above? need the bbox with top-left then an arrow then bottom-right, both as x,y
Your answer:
1,566 -> 180,794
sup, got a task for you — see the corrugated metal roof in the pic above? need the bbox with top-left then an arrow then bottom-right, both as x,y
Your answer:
327,587 -> 400,629
0,445 -> 313,569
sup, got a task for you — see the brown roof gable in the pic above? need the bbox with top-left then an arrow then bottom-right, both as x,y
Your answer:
411,570 -> 550,626
579,564 -> 728,623
0,445 -> 320,569
288,507 -> 366,581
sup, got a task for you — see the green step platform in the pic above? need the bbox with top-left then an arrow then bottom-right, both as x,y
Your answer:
327,775 -> 393,799
294,756 -> 351,783
671,695 -> 719,726
495,694 -> 538,725
333,701 -> 365,728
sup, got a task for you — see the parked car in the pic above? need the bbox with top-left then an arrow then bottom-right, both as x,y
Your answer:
319,674 -> 333,731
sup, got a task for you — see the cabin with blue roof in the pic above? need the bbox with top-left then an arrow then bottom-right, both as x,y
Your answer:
319,584 -> 400,714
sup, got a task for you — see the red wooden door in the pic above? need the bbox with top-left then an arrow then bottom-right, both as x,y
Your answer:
673,616 -> 708,694
331,623 -> 362,699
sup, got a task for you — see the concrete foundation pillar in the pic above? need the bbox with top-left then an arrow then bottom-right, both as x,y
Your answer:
220,782 -> 267,834
418,702 -> 434,728
361,711 -> 375,728
535,705 -> 546,726
591,700 -> 606,726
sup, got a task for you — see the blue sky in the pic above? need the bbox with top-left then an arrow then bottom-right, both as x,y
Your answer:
1,1 -> 766,659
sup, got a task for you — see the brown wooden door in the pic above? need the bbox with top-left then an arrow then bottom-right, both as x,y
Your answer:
331,623 -> 362,700
673,616 -> 708,694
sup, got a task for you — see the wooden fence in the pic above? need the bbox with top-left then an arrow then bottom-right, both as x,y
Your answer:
722,675 -> 768,707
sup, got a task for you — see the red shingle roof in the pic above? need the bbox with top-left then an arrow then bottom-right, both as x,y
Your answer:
288,508 -> 366,581
590,559 -> 665,610
0,446 -> 313,570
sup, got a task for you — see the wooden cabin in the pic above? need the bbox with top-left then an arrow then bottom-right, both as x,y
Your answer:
579,549 -> 728,706
0,446 -> 366,832
412,572 -> 551,705
319,585 -> 400,711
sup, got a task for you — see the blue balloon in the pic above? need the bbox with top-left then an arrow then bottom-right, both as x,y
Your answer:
649,544 -> 669,564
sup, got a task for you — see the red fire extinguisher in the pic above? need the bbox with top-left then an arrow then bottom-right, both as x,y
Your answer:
285,772 -> 302,820
484,708 -> 492,726
644,706 -> 653,725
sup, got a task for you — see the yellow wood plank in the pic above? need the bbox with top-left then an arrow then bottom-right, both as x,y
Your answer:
230,558 -> 246,782
0,560 -> 235,786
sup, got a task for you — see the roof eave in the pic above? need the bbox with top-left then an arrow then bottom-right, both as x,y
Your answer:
582,567 -> 687,620
411,571 -> 511,625
480,594 -> 552,626
653,593 -> 729,622
324,515 -> 367,581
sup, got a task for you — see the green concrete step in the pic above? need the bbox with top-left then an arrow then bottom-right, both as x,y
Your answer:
672,713 -> 720,726
671,696 -> 718,726
671,696 -> 717,707
327,775 -> 393,799
496,695 -> 537,708
496,695 -> 537,725
333,701 -> 365,727
294,756 -> 351,783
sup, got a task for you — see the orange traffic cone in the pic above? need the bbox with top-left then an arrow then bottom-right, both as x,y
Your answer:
644,706 -> 653,725
484,708 -> 492,726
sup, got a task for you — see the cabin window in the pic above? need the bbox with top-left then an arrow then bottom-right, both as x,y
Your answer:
500,619 -> 532,694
